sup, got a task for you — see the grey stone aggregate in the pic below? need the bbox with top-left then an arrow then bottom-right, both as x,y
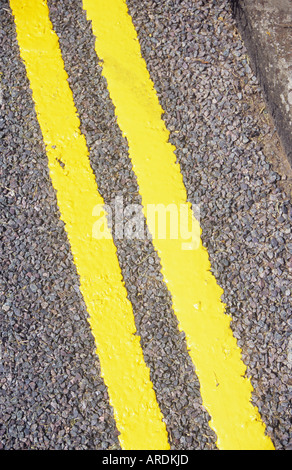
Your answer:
47,0 -> 217,450
126,0 -> 291,449
0,0 -> 120,450
0,0 -> 291,450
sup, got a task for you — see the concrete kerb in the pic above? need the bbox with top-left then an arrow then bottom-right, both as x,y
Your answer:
229,0 -> 292,170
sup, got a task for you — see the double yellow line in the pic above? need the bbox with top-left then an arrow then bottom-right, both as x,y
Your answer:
10,0 -> 274,450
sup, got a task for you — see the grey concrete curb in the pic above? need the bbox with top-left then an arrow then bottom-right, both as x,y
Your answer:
230,0 -> 292,167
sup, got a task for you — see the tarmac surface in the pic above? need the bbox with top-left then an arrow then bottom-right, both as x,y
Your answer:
0,0 -> 291,450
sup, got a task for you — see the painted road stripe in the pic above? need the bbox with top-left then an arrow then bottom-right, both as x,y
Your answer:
10,0 -> 169,450
83,0 -> 275,450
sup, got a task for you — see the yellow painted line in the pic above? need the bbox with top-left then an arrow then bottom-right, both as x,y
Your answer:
83,0 -> 275,450
10,0 -> 169,451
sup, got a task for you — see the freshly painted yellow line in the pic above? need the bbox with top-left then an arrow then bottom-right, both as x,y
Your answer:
83,0 -> 275,450
10,0 -> 169,450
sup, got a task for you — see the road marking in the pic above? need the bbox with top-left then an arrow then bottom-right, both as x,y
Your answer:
83,0 -> 275,449
10,0 -> 169,450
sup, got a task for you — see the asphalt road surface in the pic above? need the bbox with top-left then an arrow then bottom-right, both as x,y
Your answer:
0,0 -> 291,450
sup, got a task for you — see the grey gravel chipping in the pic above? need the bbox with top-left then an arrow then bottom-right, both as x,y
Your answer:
0,0 -> 291,450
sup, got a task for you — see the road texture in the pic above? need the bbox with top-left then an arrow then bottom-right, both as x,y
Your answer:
0,0 -> 291,450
